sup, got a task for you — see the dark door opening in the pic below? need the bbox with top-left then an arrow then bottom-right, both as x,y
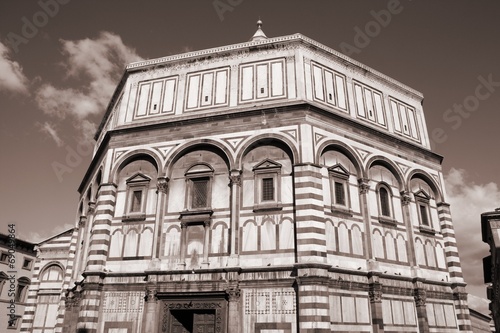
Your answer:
170,309 -> 216,333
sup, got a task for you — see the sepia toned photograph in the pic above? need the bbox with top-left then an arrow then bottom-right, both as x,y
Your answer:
0,1 -> 499,332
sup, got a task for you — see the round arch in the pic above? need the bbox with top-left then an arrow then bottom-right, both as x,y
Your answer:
164,139 -> 233,177
315,140 -> 364,178
236,134 -> 298,170
111,150 -> 162,184
407,169 -> 444,202
365,156 -> 405,191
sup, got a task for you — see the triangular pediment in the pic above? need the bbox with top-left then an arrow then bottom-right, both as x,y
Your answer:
253,159 -> 282,170
327,163 -> 349,175
414,189 -> 431,200
126,173 -> 151,183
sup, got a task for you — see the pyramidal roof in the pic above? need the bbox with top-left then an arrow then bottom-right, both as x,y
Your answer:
249,19 -> 267,41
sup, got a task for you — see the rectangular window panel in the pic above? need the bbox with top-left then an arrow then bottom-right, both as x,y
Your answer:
399,103 -> 410,135
192,179 -> 208,208
324,70 -> 335,106
131,190 -> 142,212
330,295 -> 342,322
335,75 -> 347,109
262,178 -> 274,201
373,92 -> 385,126
341,297 -> 356,323
419,204 -> 429,226
33,304 -> 48,327
136,83 -> 150,116
334,181 -> 346,206
162,79 -> 176,112
241,66 -> 254,101
186,75 -> 200,109
354,84 -> 365,117
200,72 -> 214,106
403,301 -> 417,325
256,64 -> 269,98
271,62 -> 284,97
365,88 -> 375,121
149,81 -> 163,114
407,107 -> 419,140
215,70 -> 228,104
390,100 -> 401,132
312,65 -> 324,101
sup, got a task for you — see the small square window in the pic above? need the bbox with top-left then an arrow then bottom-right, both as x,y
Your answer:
7,315 -> 20,329
0,252 -> 8,263
22,258 -> 33,270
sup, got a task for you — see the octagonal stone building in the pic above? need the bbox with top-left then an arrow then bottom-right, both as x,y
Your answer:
22,23 -> 472,333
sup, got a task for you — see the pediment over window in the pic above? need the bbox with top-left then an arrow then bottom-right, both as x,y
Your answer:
414,189 -> 431,200
185,163 -> 214,176
126,173 -> 151,184
328,163 -> 349,178
253,158 -> 282,171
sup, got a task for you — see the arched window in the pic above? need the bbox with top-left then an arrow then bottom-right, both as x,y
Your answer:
377,184 -> 393,219
379,187 -> 390,216
16,277 -> 30,302
40,265 -> 63,282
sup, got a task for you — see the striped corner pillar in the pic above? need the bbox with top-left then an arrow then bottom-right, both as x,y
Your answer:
77,182 -> 117,333
293,163 -> 331,332
293,163 -> 327,264
437,202 -> 472,332
20,260 -> 42,332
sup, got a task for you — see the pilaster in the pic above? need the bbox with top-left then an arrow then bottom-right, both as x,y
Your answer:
293,163 -> 327,264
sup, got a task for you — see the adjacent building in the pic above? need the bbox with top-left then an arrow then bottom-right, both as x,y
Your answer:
482,208 -> 500,332
0,232 -> 36,332
21,22 -> 474,332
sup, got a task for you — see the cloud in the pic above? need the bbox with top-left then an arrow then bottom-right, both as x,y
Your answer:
19,223 -> 74,244
35,31 -> 143,139
0,40 -> 28,94
444,168 -> 500,296
36,121 -> 64,147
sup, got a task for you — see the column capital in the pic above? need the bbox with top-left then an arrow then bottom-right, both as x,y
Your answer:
78,215 -> 87,227
400,191 -> 412,206
156,177 -> 169,194
229,170 -> 242,187
413,288 -> 427,307
369,282 -> 382,303
87,202 -> 96,215
226,287 -> 241,302
145,287 -> 158,303
358,178 -> 370,194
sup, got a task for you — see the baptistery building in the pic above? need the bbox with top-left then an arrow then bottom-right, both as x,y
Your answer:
21,23 -> 472,333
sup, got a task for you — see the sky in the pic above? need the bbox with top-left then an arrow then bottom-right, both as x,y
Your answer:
0,0 -> 499,302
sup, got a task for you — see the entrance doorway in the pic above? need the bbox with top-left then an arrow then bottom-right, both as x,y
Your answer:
170,309 -> 216,333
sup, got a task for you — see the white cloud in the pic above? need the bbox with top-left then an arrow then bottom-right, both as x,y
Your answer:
35,31 -> 143,139
36,121 -> 64,147
0,40 -> 28,94
19,223 -> 74,244
444,168 -> 500,297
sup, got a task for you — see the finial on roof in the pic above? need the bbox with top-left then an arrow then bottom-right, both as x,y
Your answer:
250,19 -> 268,41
